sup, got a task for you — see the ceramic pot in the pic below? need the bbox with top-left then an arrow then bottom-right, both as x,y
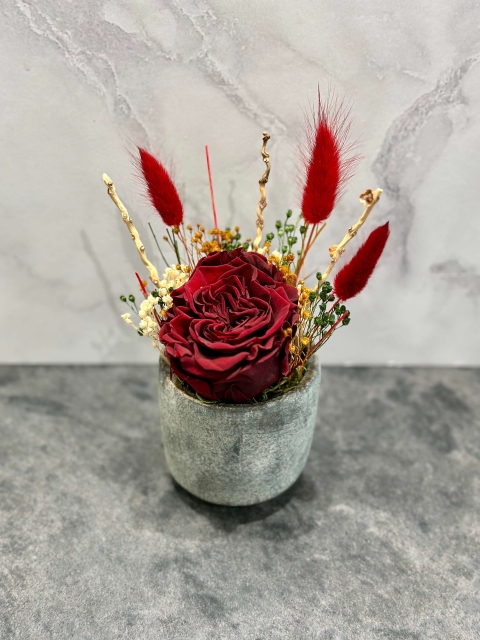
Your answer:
158,356 -> 321,506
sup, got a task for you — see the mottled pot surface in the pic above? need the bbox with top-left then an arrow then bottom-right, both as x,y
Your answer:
159,357 -> 321,506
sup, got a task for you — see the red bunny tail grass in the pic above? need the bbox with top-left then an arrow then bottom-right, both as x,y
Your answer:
137,148 -> 183,226
334,222 -> 390,301
300,89 -> 361,225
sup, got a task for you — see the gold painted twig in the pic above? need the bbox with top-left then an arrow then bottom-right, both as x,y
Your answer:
253,132 -> 271,251
316,188 -> 382,290
102,173 -> 161,288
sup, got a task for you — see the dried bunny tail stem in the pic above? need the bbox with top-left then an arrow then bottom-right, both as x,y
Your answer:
316,188 -> 382,290
102,173 -> 161,288
253,132 -> 271,251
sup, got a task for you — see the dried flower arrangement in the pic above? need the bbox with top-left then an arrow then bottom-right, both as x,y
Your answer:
103,91 -> 389,404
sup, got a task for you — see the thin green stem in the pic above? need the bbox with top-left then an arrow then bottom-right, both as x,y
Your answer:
148,223 -> 169,268
166,228 -> 183,264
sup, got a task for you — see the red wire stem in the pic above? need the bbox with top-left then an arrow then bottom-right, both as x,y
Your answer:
135,272 -> 162,326
205,145 -> 220,243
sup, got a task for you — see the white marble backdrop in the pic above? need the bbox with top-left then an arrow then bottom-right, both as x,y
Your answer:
1,0 -> 479,364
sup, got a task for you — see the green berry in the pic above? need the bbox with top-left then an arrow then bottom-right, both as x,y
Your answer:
278,229 -> 284,237
299,225 -> 307,234
266,232 -> 275,241
316,272 -> 322,280
328,294 -> 335,301
282,245 -> 288,253
243,242 -> 250,250
342,317 -> 351,326
320,303 -> 326,311
329,314 -> 336,324
340,305 -> 346,313
128,294 -> 135,303
297,250 -> 302,256
120,295 -> 127,302
286,209 -> 293,218
314,317 -> 322,326
137,329 -> 144,336
309,291 -> 317,302
287,237 -> 298,246
169,287 -> 174,292
275,220 -> 282,229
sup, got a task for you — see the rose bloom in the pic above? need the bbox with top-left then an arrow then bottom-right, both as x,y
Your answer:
159,248 -> 298,402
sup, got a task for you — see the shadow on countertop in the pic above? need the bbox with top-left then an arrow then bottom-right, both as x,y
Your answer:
169,472 -> 318,532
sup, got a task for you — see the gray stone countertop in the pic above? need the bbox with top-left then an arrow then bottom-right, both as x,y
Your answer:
1,365 -> 479,639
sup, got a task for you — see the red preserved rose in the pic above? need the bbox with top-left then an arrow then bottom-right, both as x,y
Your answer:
159,248 -> 299,402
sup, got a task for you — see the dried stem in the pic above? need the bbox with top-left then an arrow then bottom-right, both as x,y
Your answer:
316,188 -> 382,290
178,223 -> 195,268
253,132 -> 271,251
148,222 -> 169,268
298,310 -> 349,370
296,222 -> 326,275
102,173 -> 161,288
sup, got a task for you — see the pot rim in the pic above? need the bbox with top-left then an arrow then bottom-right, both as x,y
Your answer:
159,354 -> 320,411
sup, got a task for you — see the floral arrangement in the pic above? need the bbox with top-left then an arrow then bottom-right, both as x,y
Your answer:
103,91 -> 389,403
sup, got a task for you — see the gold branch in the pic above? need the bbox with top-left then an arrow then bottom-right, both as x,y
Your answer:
316,188 -> 383,290
253,132 -> 271,251
102,173 -> 161,288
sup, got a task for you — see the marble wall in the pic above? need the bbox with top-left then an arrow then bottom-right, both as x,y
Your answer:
1,0 -> 479,364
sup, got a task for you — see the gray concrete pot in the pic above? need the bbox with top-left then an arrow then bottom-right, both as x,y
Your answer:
158,356 -> 321,506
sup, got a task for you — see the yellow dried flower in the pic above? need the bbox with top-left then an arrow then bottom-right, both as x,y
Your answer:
301,337 -> 310,346
200,241 -> 220,255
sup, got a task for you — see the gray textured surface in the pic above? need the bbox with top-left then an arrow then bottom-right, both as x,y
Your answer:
1,365 -> 479,639
159,357 -> 321,506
